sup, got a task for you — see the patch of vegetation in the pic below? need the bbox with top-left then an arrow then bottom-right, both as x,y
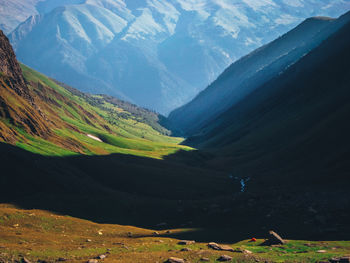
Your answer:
0,64 -> 192,159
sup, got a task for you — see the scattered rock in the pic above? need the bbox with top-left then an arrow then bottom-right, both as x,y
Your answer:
96,255 -> 106,260
260,231 -> 285,246
208,242 -> 234,252
317,250 -> 327,253
153,232 -> 160,236
244,249 -> 253,254
87,260 -> 98,263
127,232 -> 132,237
164,257 -> 185,263
218,255 -> 232,261
112,242 -> 124,245
178,240 -> 195,245
200,258 -> 210,262
86,239 -> 92,242
166,230 -> 172,234
180,248 -> 192,252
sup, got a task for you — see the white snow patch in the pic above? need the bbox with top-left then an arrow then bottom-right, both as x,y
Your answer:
245,37 -> 255,46
147,0 -> 180,35
283,0 -> 304,7
87,134 -> 103,142
274,14 -> 299,25
123,7 -> 166,40
211,4 -> 254,38
175,0 -> 210,20
241,0 -> 276,11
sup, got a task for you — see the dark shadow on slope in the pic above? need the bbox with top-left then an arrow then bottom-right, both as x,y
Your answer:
0,142 -> 349,243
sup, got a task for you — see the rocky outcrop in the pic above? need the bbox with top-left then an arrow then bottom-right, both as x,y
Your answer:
165,257 -> 185,263
208,242 -> 234,252
0,30 -> 31,100
261,231 -> 285,246
0,29 -> 51,139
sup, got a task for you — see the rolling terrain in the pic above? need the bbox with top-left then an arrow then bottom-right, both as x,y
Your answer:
0,204 -> 349,263
0,6 -> 350,263
0,29 -> 189,158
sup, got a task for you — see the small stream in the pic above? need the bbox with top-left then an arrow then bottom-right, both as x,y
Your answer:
229,174 -> 250,192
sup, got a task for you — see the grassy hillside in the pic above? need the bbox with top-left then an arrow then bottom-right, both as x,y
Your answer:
0,205 -> 349,263
1,63 -> 191,158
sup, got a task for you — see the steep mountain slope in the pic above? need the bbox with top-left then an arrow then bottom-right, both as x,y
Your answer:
168,11 -> 350,135
0,30 -> 51,143
184,10 -> 350,191
0,29 -> 188,158
8,0 -> 350,114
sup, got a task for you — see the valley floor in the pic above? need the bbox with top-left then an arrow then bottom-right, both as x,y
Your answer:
0,205 -> 349,263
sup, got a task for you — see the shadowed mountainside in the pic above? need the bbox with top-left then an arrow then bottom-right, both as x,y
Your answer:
168,11 -> 350,135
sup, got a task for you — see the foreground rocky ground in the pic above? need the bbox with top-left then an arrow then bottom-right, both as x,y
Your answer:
0,204 -> 349,263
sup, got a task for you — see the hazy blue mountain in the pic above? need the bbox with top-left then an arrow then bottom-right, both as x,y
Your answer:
7,0 -> 350,114
169,10 -> 350,133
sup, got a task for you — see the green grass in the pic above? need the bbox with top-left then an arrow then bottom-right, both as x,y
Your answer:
5,64 -> 193,159
0,206 -> 349,263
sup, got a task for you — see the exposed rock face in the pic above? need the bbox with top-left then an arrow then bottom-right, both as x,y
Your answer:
261,231 -> 285,246
165,257 -> 185,263
217,255 -> 232,261
178,240 -> 195,245
208,242 -> 234,252
0,29 -> 50,140
0,30 -> 31,100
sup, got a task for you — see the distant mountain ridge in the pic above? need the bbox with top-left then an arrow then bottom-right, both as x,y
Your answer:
168,11 -> 350,134
6,0 -> 350,114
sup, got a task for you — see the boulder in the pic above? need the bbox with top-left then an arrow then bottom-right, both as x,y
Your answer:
208,242 -> 234,252
87,260 -> 98,263
261,231 -> 285,246
178,240 -> 195,245
164,257 -> 185,263
96,255 -> 106,259
181,248 -> 192,252
200,258 -> 210,262
218,255 -> 232,261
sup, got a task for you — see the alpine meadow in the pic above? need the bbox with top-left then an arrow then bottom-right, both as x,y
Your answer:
0,1 -> 350,263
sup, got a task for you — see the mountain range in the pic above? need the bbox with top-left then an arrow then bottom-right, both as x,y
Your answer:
4,0 -> 350,114
1,4 -> 350,248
